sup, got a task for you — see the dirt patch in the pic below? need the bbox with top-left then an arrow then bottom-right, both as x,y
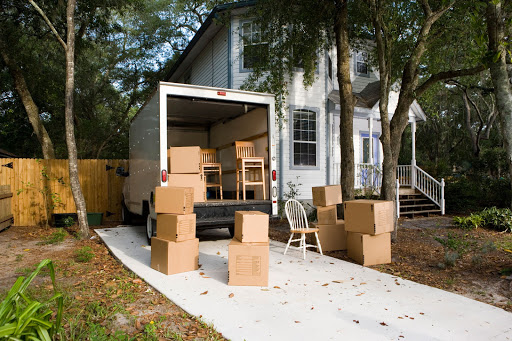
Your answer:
0,224 -> 226,340
270,216 -> 512,312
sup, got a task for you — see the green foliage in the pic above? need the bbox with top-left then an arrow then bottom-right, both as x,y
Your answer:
75,246 -> 94,263
434,232 -> 471,254
479,207 -> 512,233
41,228 -> 68,245
0,259 -> 63,340
63,216 -> 75,228
453,214 -> 484,230
278,176 -> 302,218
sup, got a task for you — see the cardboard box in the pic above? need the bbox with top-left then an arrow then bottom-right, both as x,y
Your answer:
312,185 -> 342,206
317,205 -> 337,225
150,237 -> 199,275
228,239 -> 269,286
312,219 -> 347,252
155,186 -> 194,214
156,213 -> 196,242
168,174 -> 205,203
346,232 -> 391,266
168,146 -> 201,174
234,211 -> 269,243
344,200 -> 393,235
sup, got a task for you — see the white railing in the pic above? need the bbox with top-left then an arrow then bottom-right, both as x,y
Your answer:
332,162 -> 445,215
413,165 -> 445,214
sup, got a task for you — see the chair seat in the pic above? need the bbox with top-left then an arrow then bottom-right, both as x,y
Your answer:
290,228 -> 319,234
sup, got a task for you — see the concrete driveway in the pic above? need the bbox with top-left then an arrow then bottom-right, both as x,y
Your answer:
95,226 -> 512,341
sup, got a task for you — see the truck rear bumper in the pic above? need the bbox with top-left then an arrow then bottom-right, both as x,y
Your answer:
195,200 -> 272,228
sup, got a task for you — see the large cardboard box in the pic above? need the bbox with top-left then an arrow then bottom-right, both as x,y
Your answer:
344,200 -> 393,235
156,213 -> 196,242
312,219 -> 347,252
228,239 -> 269,286
234,211 -> 269,243
168,174 -> 205,203
150,237 -> 199,275
168,146 -> 201,174
346,232 -> 391,266
312,185 -> 342,207
155,187 -> 194,214
317,205 -> 337,225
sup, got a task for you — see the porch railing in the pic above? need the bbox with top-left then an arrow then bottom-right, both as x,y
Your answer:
332,162 -> 445,215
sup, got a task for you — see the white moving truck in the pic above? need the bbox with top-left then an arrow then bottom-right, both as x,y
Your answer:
121,82 -> 278,242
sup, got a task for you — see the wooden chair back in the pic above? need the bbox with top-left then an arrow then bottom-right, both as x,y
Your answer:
285,199 -> 309,231
235,141 -> 256,159
201,149 -> 217,164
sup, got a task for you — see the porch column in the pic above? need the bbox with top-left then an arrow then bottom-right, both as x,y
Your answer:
411,119 -> 416,188
368,116 -> 374,187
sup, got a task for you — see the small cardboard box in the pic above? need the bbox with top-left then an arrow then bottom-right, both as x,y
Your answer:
150,237 -> 199,275
156,213 -> 196,242
346,232 -> 391,266
168,174 -> 205,203
344,200 -> 393,235
312,185 -> 342,207
168,146 -> 201,174
155,187 -> 194,214
317,205 -> 337,225
228,239 -> 269,286
234,211 -> 269,243
312,219 -> 347,252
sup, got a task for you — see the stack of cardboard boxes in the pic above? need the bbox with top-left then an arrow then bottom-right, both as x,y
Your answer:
167,146 -> 205,203
344,199 -> 393,266
151,186 -> 199,275
228,211 -> 269,286
311,185 -> 347,252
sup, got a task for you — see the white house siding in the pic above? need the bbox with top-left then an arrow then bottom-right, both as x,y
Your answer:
181,27 -> 229,88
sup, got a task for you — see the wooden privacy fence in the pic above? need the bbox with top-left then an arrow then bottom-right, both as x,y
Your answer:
0,159 -> 128,226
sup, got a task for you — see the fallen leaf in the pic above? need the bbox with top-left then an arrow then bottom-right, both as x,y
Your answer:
23,249 -> 30,251
410,317 -> 414,320
216,252 -> 221,255
419,312 -> 424,315
228,293 -> 234,298
356,293 -> 365,296
199,272 -> 205,276
135,319 -> 143,330
132,279 -> 143,284
322,283 -> 329,286
311,307 -> 314,310
332,280 -> 343,283
360,282 -> 367,285
353,320 -> 359,324
294,321 -> 301,323
200,291 -> 208,295
261,289 -> 269,291
273,286 -> 281,289
398,317 -> 404,319
380,322 -> 388,326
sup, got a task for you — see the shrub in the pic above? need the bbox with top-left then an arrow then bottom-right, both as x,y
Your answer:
479,207 -> 512,233
75,246 -> 94,263
41,228 -> 67,245
444,251 -> 459,267
453,214 -> 483,230
0,259 -> 63,339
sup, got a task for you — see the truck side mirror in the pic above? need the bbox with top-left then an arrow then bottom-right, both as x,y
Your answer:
116,167 -> 129,177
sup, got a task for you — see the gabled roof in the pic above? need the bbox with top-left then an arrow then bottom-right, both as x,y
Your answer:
164,1 -> 255,82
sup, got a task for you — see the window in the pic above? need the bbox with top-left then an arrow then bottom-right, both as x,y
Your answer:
241,21 -> 268,70
355,51 -> 369,75
362,136 -> 370,163
292,109 -> 317,167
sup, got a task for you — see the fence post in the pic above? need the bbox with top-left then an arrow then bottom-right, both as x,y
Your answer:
396,179 -> 400,218
441,178 -> 445,215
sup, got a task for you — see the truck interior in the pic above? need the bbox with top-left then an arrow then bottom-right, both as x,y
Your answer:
166,94 -> 273,227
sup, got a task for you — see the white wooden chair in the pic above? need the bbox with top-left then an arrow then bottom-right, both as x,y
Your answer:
284,199 -> 323,259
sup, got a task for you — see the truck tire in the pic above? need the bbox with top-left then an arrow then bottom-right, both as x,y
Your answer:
121,200 -> 132,225
228,225 -> 235,238
146,215 -> 156,245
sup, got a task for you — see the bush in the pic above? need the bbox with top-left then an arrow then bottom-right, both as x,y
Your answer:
479,207 -> 512,233
41,228 -> 67,245
75,246 -> 94,263
453,214 -> 483,230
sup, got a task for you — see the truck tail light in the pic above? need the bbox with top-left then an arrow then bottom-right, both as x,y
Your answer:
272,170 -> 276,181
162,170 -> 167,182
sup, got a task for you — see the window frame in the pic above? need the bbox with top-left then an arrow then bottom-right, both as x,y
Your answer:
289,106 -> 320,170
354,51 -> 370,77
360,132 -> 380,164
239,20 -> 268,73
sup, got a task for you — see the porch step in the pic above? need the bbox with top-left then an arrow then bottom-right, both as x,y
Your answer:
400,203 -> 437,209
399,209 -> 442,217
399,190 -> 441,217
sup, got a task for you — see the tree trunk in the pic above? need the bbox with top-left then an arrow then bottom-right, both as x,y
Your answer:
0,37 -> 56,159
64,0 -> 89,238
486,1 -> 512,209
334,0 -> 356,208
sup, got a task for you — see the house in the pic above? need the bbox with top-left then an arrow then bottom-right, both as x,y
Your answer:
164,1 -> 444,216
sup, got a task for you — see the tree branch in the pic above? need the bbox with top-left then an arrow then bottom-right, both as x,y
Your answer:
28,0 -> 67,50
416,64 -> 486,97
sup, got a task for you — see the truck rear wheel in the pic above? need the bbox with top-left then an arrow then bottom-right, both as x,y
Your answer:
146,215 -> 156,245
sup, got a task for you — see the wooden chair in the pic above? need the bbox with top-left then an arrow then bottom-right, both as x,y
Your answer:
235,141 -> 266,200
201,149 -> 223,200
284,199 -> 323,259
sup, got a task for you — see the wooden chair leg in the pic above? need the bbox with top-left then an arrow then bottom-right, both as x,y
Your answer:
219,166 -> 223,200
261,160 -> 266,200
315,232 -> 323,255
284,233 -> 294,255
242,161 -> 246,201
236,163 -> 239,200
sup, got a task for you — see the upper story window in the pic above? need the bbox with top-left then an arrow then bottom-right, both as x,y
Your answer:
355,51 -> 369,76
241,21 -> 268,70
292,109 -> 317,167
